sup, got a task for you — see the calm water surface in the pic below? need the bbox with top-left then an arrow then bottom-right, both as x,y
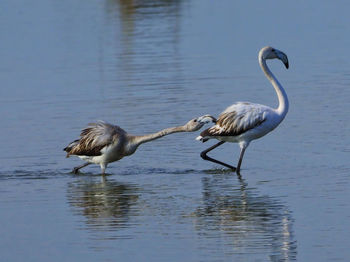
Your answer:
1,0 -> 349,261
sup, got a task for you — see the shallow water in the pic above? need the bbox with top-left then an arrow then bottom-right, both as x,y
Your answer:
1,0 -> 349,261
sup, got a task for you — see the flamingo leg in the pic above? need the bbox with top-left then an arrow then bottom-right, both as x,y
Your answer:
236,146 -> 247,174
200,141 -> 236,171
72,162 -> 91,174
100,163 -> 107,175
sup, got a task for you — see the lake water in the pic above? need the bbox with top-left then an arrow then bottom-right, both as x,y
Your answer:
1,0 -> 349,261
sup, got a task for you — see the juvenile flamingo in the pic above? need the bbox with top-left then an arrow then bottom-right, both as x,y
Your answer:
196,46 -> 289,174
64,115 -> 215,174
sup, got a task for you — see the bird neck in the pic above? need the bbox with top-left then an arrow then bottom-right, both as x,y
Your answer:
130,125 -> 187,147
259,57 -> 289,119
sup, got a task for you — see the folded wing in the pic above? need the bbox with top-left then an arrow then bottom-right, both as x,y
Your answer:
64,121 -> 126,157
201,102 -> 268,137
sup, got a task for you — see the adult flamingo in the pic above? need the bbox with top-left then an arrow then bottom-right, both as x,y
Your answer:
196,46 -> 289,174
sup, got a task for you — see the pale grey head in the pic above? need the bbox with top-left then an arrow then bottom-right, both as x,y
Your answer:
259,46 -> 289,69
184,115 -> 217,132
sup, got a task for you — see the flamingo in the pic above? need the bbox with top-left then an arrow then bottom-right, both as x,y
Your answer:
196,46 -> 289,174
64,115 -> 215,174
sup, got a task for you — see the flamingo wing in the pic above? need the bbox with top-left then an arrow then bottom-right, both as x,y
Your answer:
203,102 -> 269,137
64,121 -> 126,157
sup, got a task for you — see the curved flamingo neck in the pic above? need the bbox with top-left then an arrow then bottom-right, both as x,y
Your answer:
259,56 -> 289,119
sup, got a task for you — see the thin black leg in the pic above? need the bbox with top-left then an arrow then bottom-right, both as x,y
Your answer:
72,162 -> 91,174
200,141 -> 236,171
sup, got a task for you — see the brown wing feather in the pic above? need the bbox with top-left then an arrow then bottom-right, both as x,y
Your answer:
64,121 -> 126,157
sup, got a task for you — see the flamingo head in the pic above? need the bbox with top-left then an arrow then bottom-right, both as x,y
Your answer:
259,46 -> 289,69
184,115 -> 216,132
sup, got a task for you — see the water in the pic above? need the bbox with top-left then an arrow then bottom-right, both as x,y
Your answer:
1,0 -> 349,261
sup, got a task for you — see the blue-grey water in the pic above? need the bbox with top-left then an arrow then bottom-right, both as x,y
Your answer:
1,1 -> 349,261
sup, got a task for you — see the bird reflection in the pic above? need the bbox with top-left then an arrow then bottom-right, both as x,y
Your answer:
106,0 -> 183,50
194,175 -> 297,261
67,176 -> 139,233
103,0 -> 183,88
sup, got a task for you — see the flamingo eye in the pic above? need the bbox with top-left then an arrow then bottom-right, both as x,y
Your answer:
194,119 -> 197,122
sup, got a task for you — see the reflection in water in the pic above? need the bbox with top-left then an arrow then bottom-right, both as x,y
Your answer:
67,176 -> 139,238
113,0 -> 183,38
194,176 -> 297,261
103,0 -> 184,91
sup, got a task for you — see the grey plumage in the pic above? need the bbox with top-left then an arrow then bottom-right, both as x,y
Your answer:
64,121 -> 126,157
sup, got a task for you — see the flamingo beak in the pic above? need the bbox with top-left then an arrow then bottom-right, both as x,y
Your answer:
276,50 -> 289,69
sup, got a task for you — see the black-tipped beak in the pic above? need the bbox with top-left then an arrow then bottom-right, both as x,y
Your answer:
274,49 -> 289,69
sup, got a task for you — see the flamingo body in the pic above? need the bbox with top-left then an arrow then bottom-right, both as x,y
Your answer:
199,102 -> 282,144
